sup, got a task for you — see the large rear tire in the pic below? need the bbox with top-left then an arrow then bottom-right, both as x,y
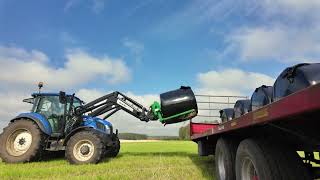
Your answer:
0,119 -> 46,163
215,137 -> 238,180
65,131 -> 105,164
235,138 -> 311,180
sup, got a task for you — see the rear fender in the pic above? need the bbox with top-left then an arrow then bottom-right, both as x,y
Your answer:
11,113 -> 52,135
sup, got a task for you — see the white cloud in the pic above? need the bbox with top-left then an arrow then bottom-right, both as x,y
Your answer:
0,46 -> 131,90
262,0 -> 320,16
228,26 -> 320,63
0,46 -> 48,63
157,0 -> 320,63
194,68 -> 274,123
0,91 -> 33,130
213,0 -> 320,63
196,68 -> 274,95
0,45 -> 131,132
0,45 -> 180,136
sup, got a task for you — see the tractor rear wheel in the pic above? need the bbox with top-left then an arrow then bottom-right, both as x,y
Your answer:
65,131 -> 106,164
0,119 -> 46,163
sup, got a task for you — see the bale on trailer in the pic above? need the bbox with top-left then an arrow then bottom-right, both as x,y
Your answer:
219,108 -> 234,123
233,100 -> 251,118
273,63 -> 320,101
251,85 -> 273,111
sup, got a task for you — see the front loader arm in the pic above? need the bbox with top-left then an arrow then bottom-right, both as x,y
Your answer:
74,91 -> 156,122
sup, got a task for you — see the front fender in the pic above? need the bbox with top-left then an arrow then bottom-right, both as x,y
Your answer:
11,113 -> 52,135
64,127 -> 112,146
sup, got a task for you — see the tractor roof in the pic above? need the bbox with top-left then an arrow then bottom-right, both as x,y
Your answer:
32,93 -> 60,97
31,93 -> 81,100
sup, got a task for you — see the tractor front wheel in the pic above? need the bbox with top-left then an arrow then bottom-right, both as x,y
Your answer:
105,135 -> 120,158
65,131 -> 106,164
0,119 -> 45,163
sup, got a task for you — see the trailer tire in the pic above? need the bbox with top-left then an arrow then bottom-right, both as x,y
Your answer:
66,130 -> 105,164
0,119 -> 46,163
215,137 -> 238,180
235,138 -> 311,180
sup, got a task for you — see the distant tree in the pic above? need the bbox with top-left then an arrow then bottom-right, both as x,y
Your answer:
148,136 -> 179,140
178,124 -> 190,140
118,133 -> 147,140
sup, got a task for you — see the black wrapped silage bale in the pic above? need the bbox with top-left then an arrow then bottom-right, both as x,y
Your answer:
273,63 -> 320,102
160,86 -> 198,124
219,108 -> 234,123
251,85 -> 273,111
233,100 -> 251,118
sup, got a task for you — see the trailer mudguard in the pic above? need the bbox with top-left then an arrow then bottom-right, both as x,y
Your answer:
11,112 -> 52,135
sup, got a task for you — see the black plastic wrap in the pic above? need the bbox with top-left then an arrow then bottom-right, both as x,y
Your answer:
219,108 -> 234,123
160,86 -> 198,118
273,63 -> 320,101
251,85 -> 273,111
233,100 -> 251,118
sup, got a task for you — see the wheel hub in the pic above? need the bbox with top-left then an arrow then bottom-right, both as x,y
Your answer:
18,138 -> 26,145
241,157 -> 259,180
73,140 -> 95,162
80,145 -> 90,155
6,129 -> 33,156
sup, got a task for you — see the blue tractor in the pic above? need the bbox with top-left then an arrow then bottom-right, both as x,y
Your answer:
0,84 -> 198,164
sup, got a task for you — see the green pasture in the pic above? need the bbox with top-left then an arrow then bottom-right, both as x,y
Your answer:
0,141 -> 215,180
1,140 -> 319,180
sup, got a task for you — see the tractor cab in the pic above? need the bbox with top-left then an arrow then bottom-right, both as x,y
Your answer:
23,93 -> 83,135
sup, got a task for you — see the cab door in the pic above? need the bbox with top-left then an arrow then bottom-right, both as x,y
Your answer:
36,96 -> 65,134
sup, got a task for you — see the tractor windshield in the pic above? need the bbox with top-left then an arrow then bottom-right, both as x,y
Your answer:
68,97 -> 81,109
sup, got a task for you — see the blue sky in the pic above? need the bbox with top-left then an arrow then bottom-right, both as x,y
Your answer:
0,0 -> 319,135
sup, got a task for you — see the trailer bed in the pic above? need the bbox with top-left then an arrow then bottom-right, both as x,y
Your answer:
191,83 -> 320,140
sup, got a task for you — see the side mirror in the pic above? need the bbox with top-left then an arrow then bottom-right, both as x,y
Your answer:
59,91 -> 67,104
23,98 -> 35,104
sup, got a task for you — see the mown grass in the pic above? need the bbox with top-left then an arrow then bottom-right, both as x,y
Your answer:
0,141 -> 215,180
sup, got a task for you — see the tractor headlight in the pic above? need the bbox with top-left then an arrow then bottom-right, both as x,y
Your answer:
105,125 -> 113,134
105,125 -> 111,134
96,121 -> 112,134
96,122 -> 106,132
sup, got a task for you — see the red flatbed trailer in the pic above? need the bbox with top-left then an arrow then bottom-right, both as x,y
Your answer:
190,84 -> 320,180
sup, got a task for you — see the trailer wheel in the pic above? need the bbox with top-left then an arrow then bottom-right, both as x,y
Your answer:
0,119 -> 45,163
215,137 -> 238,180
235,138 -> 311,180
66,131 -> 105,164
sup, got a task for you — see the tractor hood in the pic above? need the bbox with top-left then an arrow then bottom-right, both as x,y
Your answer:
82,116 -> 113,134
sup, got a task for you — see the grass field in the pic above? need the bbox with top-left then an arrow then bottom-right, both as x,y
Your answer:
0,141 -> 215,180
